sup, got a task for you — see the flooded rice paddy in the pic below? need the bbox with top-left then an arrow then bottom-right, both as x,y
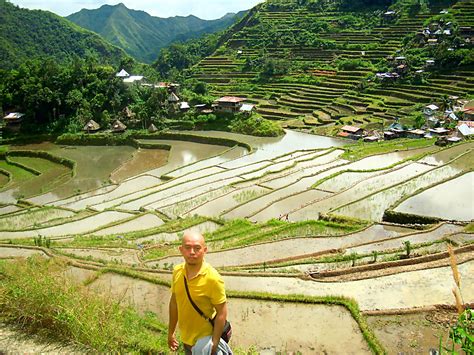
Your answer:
2,133 -> 473,352
394,171 -> 474,221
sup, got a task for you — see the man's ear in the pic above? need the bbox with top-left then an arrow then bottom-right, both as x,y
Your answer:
179,245 -> 183,254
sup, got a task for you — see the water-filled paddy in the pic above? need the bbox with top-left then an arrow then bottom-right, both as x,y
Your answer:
149,224 -> 413,268
10,143 -> 136,200
92,213 -> 164,236
394,172 -> 474,221
0,207 -> 75,230
110,148 -> 169,183
334,152 -> 473,221
0,211 -> 132,240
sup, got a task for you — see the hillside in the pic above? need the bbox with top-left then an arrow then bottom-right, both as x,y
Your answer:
67,3 -> 246,63
189,0 -> 474,132
0,1 -> 131,70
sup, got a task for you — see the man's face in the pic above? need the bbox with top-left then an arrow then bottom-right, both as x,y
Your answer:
179,233 -> 207,266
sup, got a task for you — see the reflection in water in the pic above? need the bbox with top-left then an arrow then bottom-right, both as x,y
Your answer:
395,172 -> 474,221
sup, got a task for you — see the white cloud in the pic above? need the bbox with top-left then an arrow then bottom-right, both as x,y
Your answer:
10,0 -> 264,19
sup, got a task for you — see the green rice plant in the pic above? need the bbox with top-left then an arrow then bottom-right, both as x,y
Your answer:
0,257 -> 168,353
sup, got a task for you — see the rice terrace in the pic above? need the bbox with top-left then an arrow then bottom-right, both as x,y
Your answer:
0,0 -> 473,353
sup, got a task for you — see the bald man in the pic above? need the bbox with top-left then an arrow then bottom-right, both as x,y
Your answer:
168,231 -> 229,354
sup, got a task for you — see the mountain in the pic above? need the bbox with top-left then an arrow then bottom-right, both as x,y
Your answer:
66,3 -> 246,64
0,0 -> 131,70
189,0 -> 474,132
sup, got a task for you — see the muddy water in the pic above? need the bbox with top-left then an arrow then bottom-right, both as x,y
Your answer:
118,161 -> 270,211
334,158 -> 470,221
60,175 -> 162,211
186,186 -> 271,218
419,142 -> 474,165
284,162 -> 433,221
259,150 -> 345,190
135,221 -> 222,244
395,172 -> 474,221
164,146 -> 248,179
149,224 -> 413,268
59,248 -> 140,264
138,140 -> 231,178
0,247 -> 47,258
11,143 -> 136,201
223,260 -> 474,311
88,270 -> 370,353
93,213 -> 164,236
0,207 -> 75,230
251,189 -> 332,222
0,156 -> 71,200
145,177 -> 243,211
0,205 -> 21,215
346,223 -> 464,254
317,170 -> 386,193
0,173 -> 9,188
229,298 -> 370,354
89,273 -> 170,318
63,266 -> 97,285
110,149 -> 169,183
0,211 -> 132,240
189,130 -> 347,169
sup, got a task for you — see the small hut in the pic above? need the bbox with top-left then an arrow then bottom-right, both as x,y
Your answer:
83,119 -> 100,133
148,123 -> 159,133
111,119 -> 127,133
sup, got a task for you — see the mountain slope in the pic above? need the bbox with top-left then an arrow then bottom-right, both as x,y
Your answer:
0,0 -> 131,70
67,3 -> 246,63
190,0 -> 474,131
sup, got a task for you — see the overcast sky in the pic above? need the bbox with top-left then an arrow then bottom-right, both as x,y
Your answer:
10,0 -> 264,19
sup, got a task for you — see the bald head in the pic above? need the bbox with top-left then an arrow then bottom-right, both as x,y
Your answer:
181,230 -> 206,246
180,230 -> 207,267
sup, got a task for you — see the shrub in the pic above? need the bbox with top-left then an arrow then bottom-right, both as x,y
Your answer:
0,257 -> 168,352
229,115 -> 285,137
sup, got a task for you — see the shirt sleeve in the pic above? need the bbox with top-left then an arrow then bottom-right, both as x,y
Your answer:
210,274 -> 226,305
171,267 -> 177,293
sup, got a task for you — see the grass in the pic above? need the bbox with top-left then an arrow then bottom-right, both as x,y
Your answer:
340,138 -> 436,161
0,257 -> 168,353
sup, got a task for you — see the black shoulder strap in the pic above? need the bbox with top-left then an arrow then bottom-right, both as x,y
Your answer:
184,276 -> 214,325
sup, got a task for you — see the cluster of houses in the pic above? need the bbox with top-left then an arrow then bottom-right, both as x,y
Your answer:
414,14 -> 473,48
338,99 -> 474,143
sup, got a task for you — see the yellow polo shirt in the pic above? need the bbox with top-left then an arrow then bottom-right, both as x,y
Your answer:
171,261 -> 226,346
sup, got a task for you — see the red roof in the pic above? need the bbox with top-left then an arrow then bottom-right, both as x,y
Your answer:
217,96 -> 246,103
337,132 -> 350,137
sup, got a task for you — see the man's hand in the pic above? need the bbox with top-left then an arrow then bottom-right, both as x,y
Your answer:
168,333 -> 179,351
211,340 -> 218,355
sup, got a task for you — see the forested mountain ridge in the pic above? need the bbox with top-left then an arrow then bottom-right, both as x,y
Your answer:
0,1 -> 132,70
67,3 -> 246,63
188,0 -> 473,132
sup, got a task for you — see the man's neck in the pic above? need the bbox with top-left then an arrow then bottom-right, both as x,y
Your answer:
185,262 -> 203,280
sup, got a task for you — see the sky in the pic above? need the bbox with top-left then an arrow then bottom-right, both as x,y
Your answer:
10,0 -> 265,20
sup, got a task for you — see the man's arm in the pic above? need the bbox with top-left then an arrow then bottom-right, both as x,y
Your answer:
211,302 -> 228,354
168,293 -> 179,351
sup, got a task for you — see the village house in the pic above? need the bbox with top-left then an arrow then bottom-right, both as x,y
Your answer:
111,119 -> 126,133
83,119 -> 100,133
406,129 -> 426,139
337,125 -> 364,140
3,112 -> 24,131
148,123 -> 159,133
213,96 -> 246,113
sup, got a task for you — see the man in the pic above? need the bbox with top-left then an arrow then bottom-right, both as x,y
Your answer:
168,231 -> 230,354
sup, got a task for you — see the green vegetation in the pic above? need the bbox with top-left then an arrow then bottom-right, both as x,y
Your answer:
0,1 -> 131,70
0,257 -> 168,352
229,114 -> 285,137
340,138 -> 436,161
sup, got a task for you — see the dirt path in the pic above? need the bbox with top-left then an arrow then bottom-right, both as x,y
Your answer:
0,322 -> 86,353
